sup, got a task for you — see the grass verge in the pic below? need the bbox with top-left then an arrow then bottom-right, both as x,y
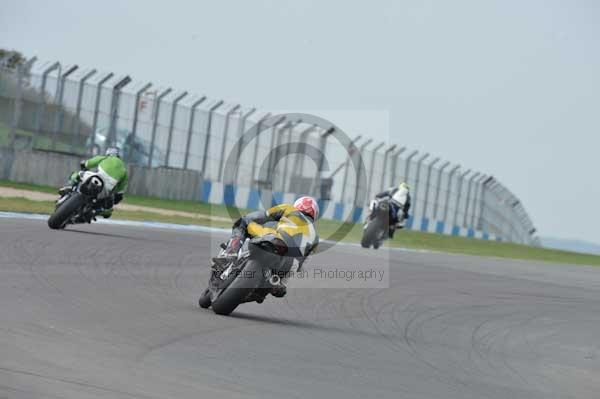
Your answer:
1,194 -> 600,266
0,179 -> 250,218
0,197 -> 232,229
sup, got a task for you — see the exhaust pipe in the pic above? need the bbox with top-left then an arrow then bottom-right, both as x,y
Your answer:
269,274 -> 281,286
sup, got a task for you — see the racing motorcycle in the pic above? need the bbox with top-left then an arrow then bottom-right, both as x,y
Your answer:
361,196 -> 392,249
47,171 -> 107,229
199,233 -> 299,316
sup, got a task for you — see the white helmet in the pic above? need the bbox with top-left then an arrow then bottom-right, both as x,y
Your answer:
106,147 -> 120,157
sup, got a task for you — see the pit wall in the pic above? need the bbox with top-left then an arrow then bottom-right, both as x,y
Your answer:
0,148 -> 500,241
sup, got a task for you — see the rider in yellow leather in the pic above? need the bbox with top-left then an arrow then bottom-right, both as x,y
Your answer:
245,204 -> 318,256
213,197 -> 320,297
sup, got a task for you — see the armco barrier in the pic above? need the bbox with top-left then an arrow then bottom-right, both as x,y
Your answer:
1,148 -> 80,187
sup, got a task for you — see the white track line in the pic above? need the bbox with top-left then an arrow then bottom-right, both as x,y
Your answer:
0,211 -> 430,254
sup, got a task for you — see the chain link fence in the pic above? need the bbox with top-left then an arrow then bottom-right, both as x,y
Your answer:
0,56 -> 537,244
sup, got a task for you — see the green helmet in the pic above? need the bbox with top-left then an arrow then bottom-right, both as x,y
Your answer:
399,182 -> 410,191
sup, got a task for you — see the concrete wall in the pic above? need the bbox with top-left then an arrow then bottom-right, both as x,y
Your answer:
127,165 -> 201,201
0,148 -> 202,201
0,147 -> 80,187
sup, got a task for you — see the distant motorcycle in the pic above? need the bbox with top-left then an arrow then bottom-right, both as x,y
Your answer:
47,171 -> 107,229
361,197 -> 392,249
199,233 -> 299,316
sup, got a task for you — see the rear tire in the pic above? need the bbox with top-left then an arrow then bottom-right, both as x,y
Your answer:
211,260 -> 263,316
48,193 -> 84,230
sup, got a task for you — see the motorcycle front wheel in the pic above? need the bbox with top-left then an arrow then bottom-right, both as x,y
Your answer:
211,260 -> 264,316
361,217 -> 383,248
48,193 -> 85,230
198,288 -> 211,309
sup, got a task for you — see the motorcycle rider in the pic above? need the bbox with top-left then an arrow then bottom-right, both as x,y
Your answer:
213,196 -> 320,298
59,146 -> 128,219
373,182 -> 411,238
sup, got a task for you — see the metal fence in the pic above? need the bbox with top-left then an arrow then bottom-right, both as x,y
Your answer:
0,55 -> 537,244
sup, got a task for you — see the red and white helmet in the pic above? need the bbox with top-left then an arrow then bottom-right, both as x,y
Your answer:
293,196 -> 319,220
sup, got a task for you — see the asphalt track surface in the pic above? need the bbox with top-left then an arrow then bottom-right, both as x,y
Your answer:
1,217 -> 600,399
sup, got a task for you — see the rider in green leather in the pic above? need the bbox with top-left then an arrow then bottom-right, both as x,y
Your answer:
62,147 -> 128,218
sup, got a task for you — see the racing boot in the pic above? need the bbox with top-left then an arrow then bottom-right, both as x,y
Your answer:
100,208 -> 113,219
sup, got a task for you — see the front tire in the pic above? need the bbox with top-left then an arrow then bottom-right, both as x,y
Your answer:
211,260 -> 263,316
198,288 -> 211,309
48,193 -> 84,230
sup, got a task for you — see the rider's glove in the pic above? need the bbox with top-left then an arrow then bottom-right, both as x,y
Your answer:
80,161 -> 87,170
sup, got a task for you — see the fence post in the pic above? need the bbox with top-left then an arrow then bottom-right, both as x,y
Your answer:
126,82 -> 152,163
71,69 -> 97,152
410,153 -> 429,222
106,76 -> 132,151
340,135 -> 362,203
379,144 -> 397,191
452,169 -> 471,229
403,150 -> 419,183
52,65 -> 79,150
470,174 -> 486,228
442,164 -> 461,225
164,91 -> 189,167
235,107 -> 256,164
217,104 -> 241,181
280,119 -> 303,191
432,161 -> 450,221
421,157 -> 440,223
265,118 -> 288,185
479,177 -> 495,232
89,72 -> 114,154
33,61 -> 60,149
310,127 -> 334,198
355,138 -> 373,199
365,141 -> 385,201
292,124 -> 317,183
390,147 -> 406,186
200,100 -> 224,178
462,172 -> 480,228
10,56 -> 37,147
183,95 -> 206,169
147,87 -> 173,167
250,113 -> 273,185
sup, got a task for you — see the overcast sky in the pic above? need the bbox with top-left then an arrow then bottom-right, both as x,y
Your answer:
1,0 -> 598,243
